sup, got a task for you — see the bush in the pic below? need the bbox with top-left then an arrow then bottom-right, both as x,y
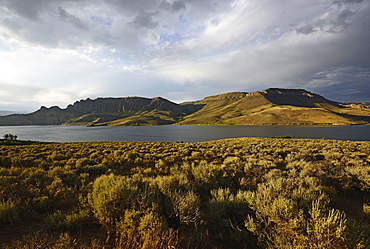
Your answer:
0,199 -> 19,224
44,210 -> 67,231
65,209 -> 90,231
88,174 -> 140,231
171,190 -> 201,225
363,203 -> 370,216
1,137 -> 370,248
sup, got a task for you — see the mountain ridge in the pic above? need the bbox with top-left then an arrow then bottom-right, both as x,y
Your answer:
1,88 -> 370,126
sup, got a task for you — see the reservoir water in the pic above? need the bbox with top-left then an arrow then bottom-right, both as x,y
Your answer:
0,125 -> 369,142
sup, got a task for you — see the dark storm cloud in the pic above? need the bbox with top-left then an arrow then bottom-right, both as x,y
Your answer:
333,0 -> 364,5
0,0 -> 89,47
129,10 -> 159,30
104,0 -> 158,14
0,18 -> 22,33
1,0 -> 45,20
57,7 -> 88,30
303,66 -> 370,102
330,8 -> 356,30
172,1 -> 186,12
159,0 -> 186,13
295,4 -> 361,35
296,25 -> 316,35
0,0 -> 220,49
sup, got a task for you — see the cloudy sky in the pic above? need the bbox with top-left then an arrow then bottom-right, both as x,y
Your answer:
0,0 -> 369,112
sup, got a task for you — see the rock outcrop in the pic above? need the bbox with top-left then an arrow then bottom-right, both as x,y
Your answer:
0,97 -> 183,126
260,88 -> 339,107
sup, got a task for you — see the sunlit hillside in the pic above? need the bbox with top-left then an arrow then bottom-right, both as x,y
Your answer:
178,89 -> 370,125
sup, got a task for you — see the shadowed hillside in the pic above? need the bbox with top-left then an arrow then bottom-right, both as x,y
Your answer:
0,97 -> 185,126
261,88 -> 340,107
0,106 -> 77,125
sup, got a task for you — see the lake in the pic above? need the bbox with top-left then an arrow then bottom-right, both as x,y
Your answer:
0,125 -> 369,143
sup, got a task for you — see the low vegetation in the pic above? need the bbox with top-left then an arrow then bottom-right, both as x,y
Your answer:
0,137 -> 369,248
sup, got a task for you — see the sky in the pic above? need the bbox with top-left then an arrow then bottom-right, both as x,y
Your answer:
0,0 -> 369,112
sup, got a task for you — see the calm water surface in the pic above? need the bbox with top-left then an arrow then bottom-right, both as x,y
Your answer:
0,125 -> 369,142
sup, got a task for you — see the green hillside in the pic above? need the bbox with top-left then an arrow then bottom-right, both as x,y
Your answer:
178,89 -> 370,125
104,110 -> 182,126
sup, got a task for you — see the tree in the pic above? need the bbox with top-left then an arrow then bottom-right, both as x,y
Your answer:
3,134 -> 17,141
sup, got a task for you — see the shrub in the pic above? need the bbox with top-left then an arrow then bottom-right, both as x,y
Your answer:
1,137 -> 370,248
32,195 -> 53,212
44,210 -> 67,231
0,199 -> 19,224
171,190 -> 201,225
117,209 -> 177,249
363,203 -> 370,216
88,174 -> 139,231
3,232 -> 83,249
65,209 -> 90,231
304,201 -> 348,249
191,160 -> 224,187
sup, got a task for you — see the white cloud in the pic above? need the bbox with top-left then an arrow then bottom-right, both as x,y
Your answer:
0,0 -> 369,111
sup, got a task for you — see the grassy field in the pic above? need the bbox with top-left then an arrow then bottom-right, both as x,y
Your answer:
1,137 -> 370,248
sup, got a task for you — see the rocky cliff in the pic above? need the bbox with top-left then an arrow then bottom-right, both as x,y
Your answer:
0,97 -> 183,126
66,97 -> 182,114
260,88 -> 339,107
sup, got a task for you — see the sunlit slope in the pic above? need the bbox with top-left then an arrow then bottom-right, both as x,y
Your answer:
223,105 -> 367,125
103,110 -> 181,126
64,110 -> 181,126
178,92 -> 271,124
178,89 -> 370,125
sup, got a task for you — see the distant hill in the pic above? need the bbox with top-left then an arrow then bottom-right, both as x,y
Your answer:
0,110 -> 27,116
0,111 -> 13,116
179,88 -> 370,125
1,88 -> 370,126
